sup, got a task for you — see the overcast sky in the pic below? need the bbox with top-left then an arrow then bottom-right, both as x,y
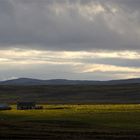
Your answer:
0,0 -> 140,81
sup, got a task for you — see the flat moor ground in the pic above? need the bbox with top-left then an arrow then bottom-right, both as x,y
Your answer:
1,104 -> 140,139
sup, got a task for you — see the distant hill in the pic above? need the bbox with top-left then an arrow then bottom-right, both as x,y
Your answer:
1,78 -> 140,104
1,77 -> 140,85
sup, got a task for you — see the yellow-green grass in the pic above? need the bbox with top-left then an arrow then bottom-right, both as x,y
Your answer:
1,104 -> 140,131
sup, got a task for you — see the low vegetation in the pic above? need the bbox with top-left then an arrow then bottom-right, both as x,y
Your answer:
0,84 -> 140,104
0,104 -> 140,139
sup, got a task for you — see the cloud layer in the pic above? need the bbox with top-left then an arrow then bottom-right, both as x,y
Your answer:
0,0 -> 140,80
0,0 -> 140,51
0,49 -> 140,80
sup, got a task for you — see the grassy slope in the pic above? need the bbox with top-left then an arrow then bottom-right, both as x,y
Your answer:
0,104 -> 140,139
0,84 -> 140,103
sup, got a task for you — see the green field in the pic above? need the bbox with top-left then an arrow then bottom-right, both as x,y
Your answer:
0,104 -> 140,139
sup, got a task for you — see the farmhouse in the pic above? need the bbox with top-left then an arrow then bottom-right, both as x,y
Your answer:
0,104 -> 11,110
17,102 -> 36,110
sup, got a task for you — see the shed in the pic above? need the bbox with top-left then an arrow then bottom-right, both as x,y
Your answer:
17,102 -> 36,110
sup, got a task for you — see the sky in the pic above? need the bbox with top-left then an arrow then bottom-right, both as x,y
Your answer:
0,0 -> 140,81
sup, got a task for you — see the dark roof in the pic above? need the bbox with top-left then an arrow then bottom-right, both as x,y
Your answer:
17,102 -> 36,106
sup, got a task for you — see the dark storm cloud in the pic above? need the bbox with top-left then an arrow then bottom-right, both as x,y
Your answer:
0,0 -> 140,51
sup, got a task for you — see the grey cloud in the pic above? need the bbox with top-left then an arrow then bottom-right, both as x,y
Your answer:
0,63 -> 134,81
80,58 -> 140,68
0,0 -> 140,51
0,63 -> 82,80
109,0 -> 140,9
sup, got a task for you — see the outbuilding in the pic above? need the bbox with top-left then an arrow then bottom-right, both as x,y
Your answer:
17,102 -> 36,110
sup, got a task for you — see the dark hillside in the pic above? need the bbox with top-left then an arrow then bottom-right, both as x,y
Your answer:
0,84 -> 140,104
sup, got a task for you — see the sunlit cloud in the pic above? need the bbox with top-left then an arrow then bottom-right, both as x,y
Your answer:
0,48 -> 140,63
0,49 -> 140,80
79,64 -> 140,73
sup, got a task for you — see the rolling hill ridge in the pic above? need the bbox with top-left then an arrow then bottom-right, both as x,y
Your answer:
1,77 -> 140,85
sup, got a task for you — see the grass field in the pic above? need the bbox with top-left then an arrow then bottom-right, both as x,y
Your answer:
0,104 -> 140,139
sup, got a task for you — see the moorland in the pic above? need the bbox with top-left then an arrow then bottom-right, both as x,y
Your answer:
1,104 -> 140,139
0,84 -> 140,139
